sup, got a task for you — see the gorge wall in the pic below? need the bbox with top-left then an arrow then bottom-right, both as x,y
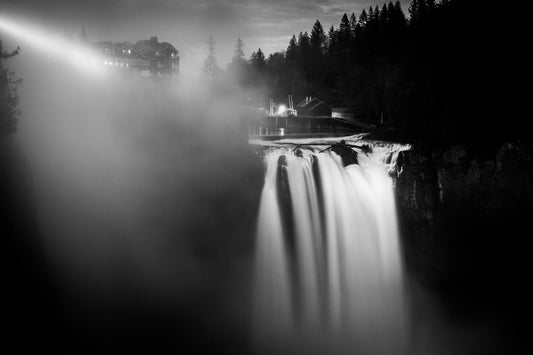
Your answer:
395,142 -> 532,351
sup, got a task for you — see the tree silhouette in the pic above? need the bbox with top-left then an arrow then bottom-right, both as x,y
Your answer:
310,20 -> 326,56
235,0 -> 492,148
203,36 -> 219,82
250,48 -> 266,72
233,38 -> 245,61
0,38 -> 20,134
286,34 -> 298,62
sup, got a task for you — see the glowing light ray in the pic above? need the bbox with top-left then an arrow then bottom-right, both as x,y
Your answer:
0,15 -> 104,77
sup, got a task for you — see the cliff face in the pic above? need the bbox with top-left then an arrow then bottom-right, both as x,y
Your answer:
397,143 -> 533,228
395,142 -> 532,341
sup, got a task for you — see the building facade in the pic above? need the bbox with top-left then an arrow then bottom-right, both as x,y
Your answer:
93,36 -> 179,77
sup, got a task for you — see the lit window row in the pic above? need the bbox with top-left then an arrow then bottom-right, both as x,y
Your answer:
103,61 -> 130,68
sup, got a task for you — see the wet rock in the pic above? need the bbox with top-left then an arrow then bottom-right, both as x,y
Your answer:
278,154 -> 287,167
329,144 -> 359,167
396,142 -> 533,293
442,145 -> 467,165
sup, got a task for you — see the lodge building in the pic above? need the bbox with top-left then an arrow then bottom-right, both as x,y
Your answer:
93,36 -> 179,77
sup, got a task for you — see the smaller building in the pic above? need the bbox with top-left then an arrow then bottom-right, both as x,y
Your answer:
331,107 -> 354,120
331,107 -> 374,129
296,97 -> 332,117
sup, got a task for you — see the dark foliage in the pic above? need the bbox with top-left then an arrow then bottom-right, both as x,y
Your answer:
0,38 -> 20,135
235,0 -> 498,151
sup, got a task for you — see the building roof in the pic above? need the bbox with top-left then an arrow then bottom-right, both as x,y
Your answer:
93,37 -> 178,58
331,107 -> 354,112
296,97 -> 326,112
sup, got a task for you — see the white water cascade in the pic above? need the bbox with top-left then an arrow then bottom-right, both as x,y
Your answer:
253,136 -> 410,355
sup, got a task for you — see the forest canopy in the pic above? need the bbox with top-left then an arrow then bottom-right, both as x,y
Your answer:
223,0 -> 493,150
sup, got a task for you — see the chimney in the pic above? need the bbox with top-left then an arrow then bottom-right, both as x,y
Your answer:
150,36 -> 158,43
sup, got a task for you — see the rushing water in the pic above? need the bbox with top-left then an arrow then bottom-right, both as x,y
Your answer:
253,136 -> 411,355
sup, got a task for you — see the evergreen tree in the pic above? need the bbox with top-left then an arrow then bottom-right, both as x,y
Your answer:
381,4 -> 389,35
338,13 -> 352,51
228,37 -> 247,82
394,0 -> 407,25
203,36 -> 219,81
250,48 -> 266,71
339,13 -> 351,38
409,0 -> 419,21
359,9 -> 368,27
310,20 -> 326,56
388,0 -> 407,35
374,6 -> 381,24
410,0 -> 428,23
350,13 -> 358,34
327,25 -> 337,53
297,31 -> 311,59
233,38 -> 245,61
0,38 -> 20,134
267,52 -> 285,70
286,34 -> 298,62
368,6 -> 375,23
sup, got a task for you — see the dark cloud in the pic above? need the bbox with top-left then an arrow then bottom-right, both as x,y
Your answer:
1,0 -> 411,73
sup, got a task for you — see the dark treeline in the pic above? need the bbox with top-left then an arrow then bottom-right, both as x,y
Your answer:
0,39 -> 20,135
227,0 -> 497,152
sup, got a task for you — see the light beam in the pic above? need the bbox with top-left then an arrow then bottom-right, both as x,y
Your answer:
0,14 -> 105,77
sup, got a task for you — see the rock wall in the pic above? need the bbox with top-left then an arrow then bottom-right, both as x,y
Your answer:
395,142 -> 532,339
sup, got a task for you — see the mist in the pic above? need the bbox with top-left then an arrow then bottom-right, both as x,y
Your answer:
1,2 -> 514,353
3,24 -> 265,351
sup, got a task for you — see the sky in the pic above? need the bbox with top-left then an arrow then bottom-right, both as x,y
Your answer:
0,0 -> 410,75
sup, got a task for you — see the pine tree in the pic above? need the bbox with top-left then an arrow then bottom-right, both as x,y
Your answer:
310,20 -> 326,56
395,0 -> 407,24
359,9 -> 368,27
350,13 -> 358,34
0,38 -> 20,134
286,34 -> 299,62
409,0 -> 419,22
250,48 -> 266,71
327,25 -> 337,53
298,31 -> 311,58
339,13 -> 351,49
228,37 -> 247,80
381,3 -> 389,35
410,0 -> 429,23
339,13 -> 351,35
203,36 -> 219,81
233,38 -> 245,60
374,6 -> 381,23
389,0 -> 407,34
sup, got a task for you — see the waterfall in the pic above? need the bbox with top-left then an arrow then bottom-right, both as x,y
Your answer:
253,137 -> 410,355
